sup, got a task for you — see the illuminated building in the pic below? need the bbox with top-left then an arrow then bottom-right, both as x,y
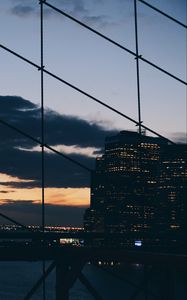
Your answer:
158,144 -> 187,252
84,131 -> 187,252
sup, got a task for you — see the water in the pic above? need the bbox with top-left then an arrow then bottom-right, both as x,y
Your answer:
0,262 -> 186,299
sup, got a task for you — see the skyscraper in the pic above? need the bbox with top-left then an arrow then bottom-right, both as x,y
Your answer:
84,131 -> 187,252
158,144 -> 187,252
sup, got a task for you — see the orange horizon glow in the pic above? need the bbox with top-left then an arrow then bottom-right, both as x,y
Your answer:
0,173 -> 90,207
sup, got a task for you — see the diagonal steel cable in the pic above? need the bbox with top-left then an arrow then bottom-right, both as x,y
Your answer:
43,1 -> 187,86
0,212 -> 32,231
0,118 -> 92,172
23,261 -> 56,300
134,0 -> 142,135
78,272 -> 104,300
0,44 -> 176,145
138,0 -> 187,29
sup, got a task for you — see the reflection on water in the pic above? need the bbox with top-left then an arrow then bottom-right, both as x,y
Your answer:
0,262 -> 186,299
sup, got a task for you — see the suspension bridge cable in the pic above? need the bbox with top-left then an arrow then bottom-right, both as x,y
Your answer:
30,72 -> 177,145
23,261 -> 56,300
186,0 -> 187,143
39,2 -> 46,300
43,1 -> 187,86
138,0 -> 187,29
0,44 -> 176,144
0,212 -> 32,231
134,0 -> 142,135
40,0 -> 45,233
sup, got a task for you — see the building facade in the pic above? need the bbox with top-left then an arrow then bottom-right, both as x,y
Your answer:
84,131 -> 187,252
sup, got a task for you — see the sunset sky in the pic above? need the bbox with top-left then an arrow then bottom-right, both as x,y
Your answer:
0,0 -> 186,226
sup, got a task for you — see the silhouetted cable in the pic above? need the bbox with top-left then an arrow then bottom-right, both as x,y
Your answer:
45,144 -> 93,172
42,70 -> 176,144
43,1 -> 187,86
40,0 -> 45,233
78,272 -> 104,300
186,4 -> 187,143
23,261 -> 56,300
44,1 -> 135,55
138,0 -> 187,29
0,212 -> 31,231
0,44 -> 176,145
0,118 -> 92,172
39,2 -> 46,300
0,44 -> 39,68
134,0 -> 142,135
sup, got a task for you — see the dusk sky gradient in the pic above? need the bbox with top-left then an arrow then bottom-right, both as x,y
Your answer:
0,0 -> 186,226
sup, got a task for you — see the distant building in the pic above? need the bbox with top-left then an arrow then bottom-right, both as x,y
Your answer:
84,131 -> 187,252
158,144 -> 187,252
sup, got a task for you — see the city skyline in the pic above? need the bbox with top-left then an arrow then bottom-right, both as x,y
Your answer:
0,0 -> 186,226
84,130 -> 187,252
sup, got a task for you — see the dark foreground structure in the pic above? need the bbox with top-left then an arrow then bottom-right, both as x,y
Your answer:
0,231 -> 187,300
84,131 -> 187,253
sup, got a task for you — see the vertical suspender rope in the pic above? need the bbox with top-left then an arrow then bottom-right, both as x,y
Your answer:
134,0 -> 142,135
40,0 -> 45,233
186,0 -> 187,143
40,1 -> 46,300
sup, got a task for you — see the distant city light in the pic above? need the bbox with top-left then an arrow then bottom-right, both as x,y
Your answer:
135,240 -> 142,247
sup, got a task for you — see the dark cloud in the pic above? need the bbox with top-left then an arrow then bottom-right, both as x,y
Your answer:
0,199 -> 36,205
0,95 -> 116,148
0,95 -> 117,188
0,148 -> 93,188
9,0 -> 154,29
0,200 -> 87,226
9,0 -> 113,28
10,0 -> 87,18
10,5 -> 35,17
